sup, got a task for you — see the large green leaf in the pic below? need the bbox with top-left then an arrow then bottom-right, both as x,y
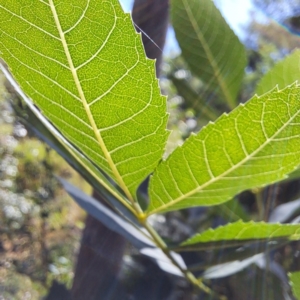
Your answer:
255,51 -> 300,181
256,49 -> 300,95
210,198 -> 250,223
171,0 -> 247,109
169,73 -> 219,121
147,84 -> 300,215
181,220 -> 300,246
0,1 -> 168,205
2,63 -> 137,217
289,271 -> 300,300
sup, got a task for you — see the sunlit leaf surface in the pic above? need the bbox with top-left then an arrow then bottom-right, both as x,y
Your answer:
0,0 -> 168,204
148,84 -> 300,214
2,64 -> 136,215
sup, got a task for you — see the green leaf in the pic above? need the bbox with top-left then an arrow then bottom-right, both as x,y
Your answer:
183,240 -> 287,264
171,0 -> 247,109
175,237 -> 288,253
287,166 -> 300,181
257,51 -> 300,182
181,220 -> 300,246
256,49 -> 300,95
169,73 -> 219,121
147,84 -> 300,215
210,198 -> 250,223
0,0 -> 168,205
2,64 -> 137,217
59,178 -> 155,249
289,271 -> 300,300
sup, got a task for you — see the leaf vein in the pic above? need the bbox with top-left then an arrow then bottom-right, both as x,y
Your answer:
25,83 -> 92,129
49,0 -> 134,201
0,43 -> 81,101
63,0 -> 90,34
0,4 -> 60,40
181,0 -> 233,106
234,117 -> 249,157
99,87 -> 153,132
88,51 -> 140,107
202,140 -> 215,179
150,93 -> 300,214
167,161 -> 184,196
75,2 -> 116,70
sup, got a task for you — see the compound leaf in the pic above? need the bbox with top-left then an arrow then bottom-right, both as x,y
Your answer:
0,0 -> 168,205
256,50 -> 300,181
148,84 -> 300,215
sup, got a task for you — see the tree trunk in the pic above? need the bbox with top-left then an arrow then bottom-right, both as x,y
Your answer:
71,191 -> 127,299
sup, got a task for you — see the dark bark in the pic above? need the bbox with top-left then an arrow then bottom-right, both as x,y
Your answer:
132,0 -> 169,76
71,192 -> 127,300
45,280 -> 72,300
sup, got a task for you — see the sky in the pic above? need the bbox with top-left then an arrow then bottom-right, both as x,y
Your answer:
119,0 -> 253,54
214,0 -> 253,37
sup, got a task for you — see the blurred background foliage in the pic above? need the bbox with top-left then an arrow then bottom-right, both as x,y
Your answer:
2,0 -> 300,299
0,72 -> 90,299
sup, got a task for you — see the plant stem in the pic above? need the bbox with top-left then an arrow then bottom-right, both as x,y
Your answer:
141,220 -> 226,300
264,185 -> 278,222
253,188 -> 264,221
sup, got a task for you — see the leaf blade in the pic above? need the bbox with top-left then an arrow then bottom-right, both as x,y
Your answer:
181,221 -> 300,246
289,271 -> 300,300
256,49 -> 300,95
171,0 -> 247,108
0,0 -> 168,204
169,73 -> 219,121
148,84 -> 300,214
1,63 -> 137,216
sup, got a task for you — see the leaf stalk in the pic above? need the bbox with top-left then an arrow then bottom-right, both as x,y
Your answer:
141,220 -> 226,300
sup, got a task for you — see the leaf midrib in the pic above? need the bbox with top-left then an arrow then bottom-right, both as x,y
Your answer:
181,0 -> 234,109
0,61 -> 137,216
49,0 -> 133,202
150,93 -> 299,214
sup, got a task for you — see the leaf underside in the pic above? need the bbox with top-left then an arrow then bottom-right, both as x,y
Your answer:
256,50 -> 300,179
181,220 -> 300,246
171,0 -> 246,107
148,84 -> 300,215
2,61 -> 137,215
0,0 -> 168,202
